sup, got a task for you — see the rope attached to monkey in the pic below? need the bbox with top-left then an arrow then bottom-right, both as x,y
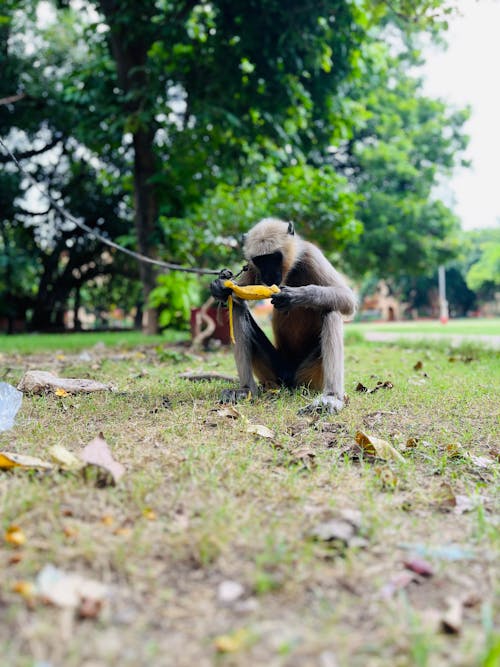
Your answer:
223,280 -> 280,343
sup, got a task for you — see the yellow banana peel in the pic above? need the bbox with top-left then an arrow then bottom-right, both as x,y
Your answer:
223,280 -> 280,343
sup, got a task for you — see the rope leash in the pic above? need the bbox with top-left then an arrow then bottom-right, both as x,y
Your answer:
0,136 -> 220,276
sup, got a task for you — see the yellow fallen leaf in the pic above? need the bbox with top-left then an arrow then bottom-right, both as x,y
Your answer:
101,515 -> 114,526
55,354 -> 66,361
0,452 -> 53,470
54,388 -> 69,397
114,527 -> 132,537
12,580 -> 35,599
355,431 -> 405,463
5,525 -> 27,547
214,628 -> 250,653
48,445 -> 85,470
142,508 -> 157,521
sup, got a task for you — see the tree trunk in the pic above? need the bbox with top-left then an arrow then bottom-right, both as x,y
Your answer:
98,0 -> 160,334
133,128 -> 158,334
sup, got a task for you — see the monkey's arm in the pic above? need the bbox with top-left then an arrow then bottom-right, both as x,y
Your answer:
271,285 -> 356,317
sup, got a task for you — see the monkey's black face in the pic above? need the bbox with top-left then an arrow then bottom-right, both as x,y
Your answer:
252,251 -> 283,286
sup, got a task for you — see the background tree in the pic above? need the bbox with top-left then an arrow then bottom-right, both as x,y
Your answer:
0,0 -> 470,331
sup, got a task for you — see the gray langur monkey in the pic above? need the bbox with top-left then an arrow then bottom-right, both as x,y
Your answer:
210,217 -> 357,413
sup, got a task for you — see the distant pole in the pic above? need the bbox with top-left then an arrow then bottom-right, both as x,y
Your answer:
438,265 -> 449,324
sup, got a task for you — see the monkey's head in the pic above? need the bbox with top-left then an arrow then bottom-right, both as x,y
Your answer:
243,218 -> 298,286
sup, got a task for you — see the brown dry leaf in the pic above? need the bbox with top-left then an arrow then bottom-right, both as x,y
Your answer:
48,445 -> 85,470
406,437 -> 419,449
374,465 -> 399,488
355,431 -> 405,463
216,406 -> 242,419
0,452 -> 53,471
445,443 -> 463,458
247,424 -> 275,439
214,628 -> 251,653
434,482 -> 457,511
289,446 -> 317,468
5,525 -> 26,547
413,360 -> 423,370
355,382 -> 368,393
369,380 -> 394,393
54,387 -> 69,397
80,433 -> 125,485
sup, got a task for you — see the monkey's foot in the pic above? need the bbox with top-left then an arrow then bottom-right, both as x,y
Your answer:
220,388 -> 254,404
298,394 -> 344,415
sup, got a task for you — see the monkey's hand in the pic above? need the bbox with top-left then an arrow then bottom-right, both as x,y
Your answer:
298,393 -> 344,415
270,286 -> 303,310
210,279 -> 232,303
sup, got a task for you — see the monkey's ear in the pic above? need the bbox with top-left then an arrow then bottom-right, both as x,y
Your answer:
240,233 -> 248,246
287,221 -> 295,236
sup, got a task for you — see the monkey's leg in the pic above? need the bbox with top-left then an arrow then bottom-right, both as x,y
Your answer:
298,311 -> 345,415
221,300 -> 292,403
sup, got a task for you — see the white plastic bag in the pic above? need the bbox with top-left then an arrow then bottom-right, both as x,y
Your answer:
0,382 -> 23,432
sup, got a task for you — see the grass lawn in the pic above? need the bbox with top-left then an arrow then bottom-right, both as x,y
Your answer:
349,317 -> 500,337
0,334 -> 499,667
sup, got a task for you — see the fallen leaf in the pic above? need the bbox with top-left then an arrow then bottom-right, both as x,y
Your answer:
406,437 -> 419,449
48,445 -> 85,470
100,515 -> 114,526
445,443 -> 463,458
468,454 -> 496,469
5,525 -> 26,547
142,508 -> 157,521
214,628 -> 251,653
216,406 -> 242,419
374,465 -> 399,488
355,382 -> 368,393
453,494 -> 477,515
441,597 -> 463,634
246,424 -> 275,439
403,558 -> 434,577
36,564 -> 108,615
8,553 -> 24,565
12,580 -> 35,599
288,446 -> 316,468
310,519 -> 356,545
217,580 -> 245,604
80,433 -> 125,485
413,360 -> 423,370
434,482 -> 457,511
54,388 -> 69,397
0,452 -> 53,471
355,431 -> 405,463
